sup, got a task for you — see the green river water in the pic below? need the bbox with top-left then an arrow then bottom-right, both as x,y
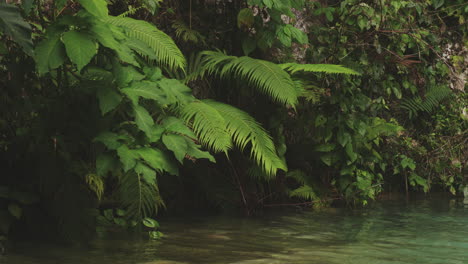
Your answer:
2,195 -> 468,264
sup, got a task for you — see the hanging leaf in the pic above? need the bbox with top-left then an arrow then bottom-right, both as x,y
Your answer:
8,203 -> 22,219
134,105 -> 155,138
134,147 -> 179,176
121,81 -> 165,105
0,3 -> 33,56
162,134 -> 188,163
345,143 -> 358,163
35,35 -> 66,74
237,8 -> 254,28
62,30 -> 98,71
142,217 -> 159,228
96,154 -> 118,177
242,37 -> 257,56
314,143 -> 336,152
117,145 -> 138,172
96,87 -> 122,115
135,162 -> 157,184
184,138 -> 216,163
94,132 -> 130,150
76,0 -> 108,17
161,116 -> 196,138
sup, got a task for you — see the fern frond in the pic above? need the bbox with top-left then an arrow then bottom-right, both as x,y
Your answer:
289,185 -> 319,201
400,85 -> 453,118
85,173 -> 104,200
280,63 -> 360,75
118,6 -> 144,17
172,20 -> 206,45
205,100 -> 287,176
180,100 -> 233,153
293,78 -> 327,104
105,16 -> 186,70
118,170 -> 163,220
199,51 -> 298,106
287,169 -> 308,185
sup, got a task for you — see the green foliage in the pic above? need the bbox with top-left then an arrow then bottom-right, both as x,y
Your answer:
204,100 -> 287,176
172,20 -> 206,45
105,16 -> 186,71
198,51 -> 299,106
62,31 -> 98,71
77,0 -> 108,17
400,86 -> 454,118
280,63 -> 360,75
181,100 -> 286,176
0,3 -> 33,55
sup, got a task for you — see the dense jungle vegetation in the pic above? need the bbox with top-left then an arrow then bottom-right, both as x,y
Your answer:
0,0 -> 467,246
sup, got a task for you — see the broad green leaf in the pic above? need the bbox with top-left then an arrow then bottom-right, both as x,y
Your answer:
157,78 -> 193,105
185,138 -> 215,163
135,147 -> 179,175
22,0 -> 35,15
287,24 -> 308,44
263,0 -> 273,8
117,145 -> 137,171
96,153 -> 117,177
96,87 -> 122,115
35,35 -> 66,74
62,30 -> 98,71
315,115 -> 327,127
0,3 -> 33,56
121,81 -> 165,105
115,209 -> 126,217
242,37 -> 256,56
237,8 -> 254,28
76,0 -> 108,17
135,162 -> 157,184
148,126 -> 165,142
56,0 -> 68,11
90,22 -> 140,67
113,64 -> 144,87
314,143 -> 335,152
277,26 -> 292,47
337,130 -> 351,147
345,143 -> 358,163
320,153 -> 335,166
142,217 -> 159,228
340,166 -> 355,176
162,134 -> 188,163
134,105 -> 154,138
392,85 -> 402,99
94,132 -> 128,150
161,116 -> 196,138
8,203 -> 22,219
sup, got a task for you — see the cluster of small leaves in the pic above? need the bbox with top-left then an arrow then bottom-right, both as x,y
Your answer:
236,0 -> 308,55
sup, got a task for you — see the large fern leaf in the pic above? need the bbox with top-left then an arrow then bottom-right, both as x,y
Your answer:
105,16 -> 186,70
181,100 -> 286,176
400,86 -> 453,118
180,100 -> 233,153
205,100 -> 287,176
118,167 -> 163,220
279,63 -> 360,75
198,51 -> 298,106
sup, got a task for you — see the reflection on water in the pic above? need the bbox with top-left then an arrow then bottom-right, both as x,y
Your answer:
2,195 -> 468,264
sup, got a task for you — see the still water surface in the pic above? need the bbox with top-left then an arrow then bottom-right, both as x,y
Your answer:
3,195 -> 468,264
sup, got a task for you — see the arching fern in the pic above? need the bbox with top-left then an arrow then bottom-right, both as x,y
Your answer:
400,86 -> 453,118
280,63 -> 360,75
196,51 -> 299,106
181,100 -> 287,176
105,16 -> 186,71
